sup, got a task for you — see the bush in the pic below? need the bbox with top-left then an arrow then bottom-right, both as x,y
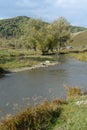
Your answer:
0,100 -> 62,130
64,85 -> 82,100
65,86 -> 82,99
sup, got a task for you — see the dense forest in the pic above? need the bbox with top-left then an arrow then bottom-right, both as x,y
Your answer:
0,16 -> 86,54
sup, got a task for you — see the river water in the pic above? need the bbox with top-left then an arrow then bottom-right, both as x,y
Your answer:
0,55 -> 87,118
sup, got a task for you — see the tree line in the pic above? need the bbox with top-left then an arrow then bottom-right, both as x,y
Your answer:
0,16 -> 86,54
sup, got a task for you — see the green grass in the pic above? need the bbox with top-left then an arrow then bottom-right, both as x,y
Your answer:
1,97 -> 87,130
53,96 -> 87,130
0,100 -> 62,130
69,52 -> 87,62
0,87 -> 87,130
0,49 -> 56,70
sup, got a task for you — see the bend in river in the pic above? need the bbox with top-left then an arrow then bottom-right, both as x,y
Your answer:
0,55 -> 87,118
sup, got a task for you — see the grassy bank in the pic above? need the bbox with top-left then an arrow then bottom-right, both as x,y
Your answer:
1,48 -> 87,71
54,95 -> 87,130
0,100 -> 62,130
0,49 -> 57,71
0,87 -> 87,130
69,52 -> 87,62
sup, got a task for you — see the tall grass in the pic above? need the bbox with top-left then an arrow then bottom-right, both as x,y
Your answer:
0,100 -> 62,130
0,86 -> 86,130
65,86 -> 82,99
69,52 -> 87,62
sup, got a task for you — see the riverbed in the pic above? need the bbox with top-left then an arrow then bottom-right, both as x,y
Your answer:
0,55 -> 87,119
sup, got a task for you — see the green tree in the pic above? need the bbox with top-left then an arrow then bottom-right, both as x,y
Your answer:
51,17 -> 70,53
36,25 -> 48,54
45,25 -> 57,52
24,19 -> 47,51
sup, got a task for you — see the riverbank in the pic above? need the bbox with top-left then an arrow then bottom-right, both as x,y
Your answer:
0,67 -> 10,78
1,48 -> 87,73
53,95 -> 87,130
9,61 -> 58,72
0,87 -> 87,130
69,52 -> 87,62
0,49 -> 58,72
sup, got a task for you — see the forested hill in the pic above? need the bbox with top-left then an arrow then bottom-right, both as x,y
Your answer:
0,16 -> 48,39
0,16 -> 31,38
70,25 -> 86,33
0,16 -> 86,38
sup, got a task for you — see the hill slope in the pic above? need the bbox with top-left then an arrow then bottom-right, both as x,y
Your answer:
70,30 -> 87,48
0,16 -> 30,38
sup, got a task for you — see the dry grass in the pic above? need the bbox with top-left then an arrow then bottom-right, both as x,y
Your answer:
0,100 -> 62,130
70,30 -> 87,48
0,86 -> 87,130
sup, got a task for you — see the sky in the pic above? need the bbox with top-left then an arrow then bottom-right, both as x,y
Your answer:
0,0 -> 87,27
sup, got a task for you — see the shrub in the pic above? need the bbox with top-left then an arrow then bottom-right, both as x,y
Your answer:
0,100 -> 62,130
65,86 -> 82,99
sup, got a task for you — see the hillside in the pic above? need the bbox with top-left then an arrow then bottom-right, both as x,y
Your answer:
0,16 -> 48,39
70,25 -> 86,33
0,16 -> 30,38
0,16 -> 47,49
70,30 -> 87,48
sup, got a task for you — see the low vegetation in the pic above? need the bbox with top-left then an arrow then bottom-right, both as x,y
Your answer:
0,100 -> 62,130
54,95 -> 87,130
0,49 -> 57,71
0,87 -> 87,130
69,52 -> 87,62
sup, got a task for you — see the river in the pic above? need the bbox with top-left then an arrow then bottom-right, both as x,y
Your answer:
0,55 -> 87,118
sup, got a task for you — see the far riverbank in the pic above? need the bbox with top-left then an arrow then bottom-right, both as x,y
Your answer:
9,61 -> 58,73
